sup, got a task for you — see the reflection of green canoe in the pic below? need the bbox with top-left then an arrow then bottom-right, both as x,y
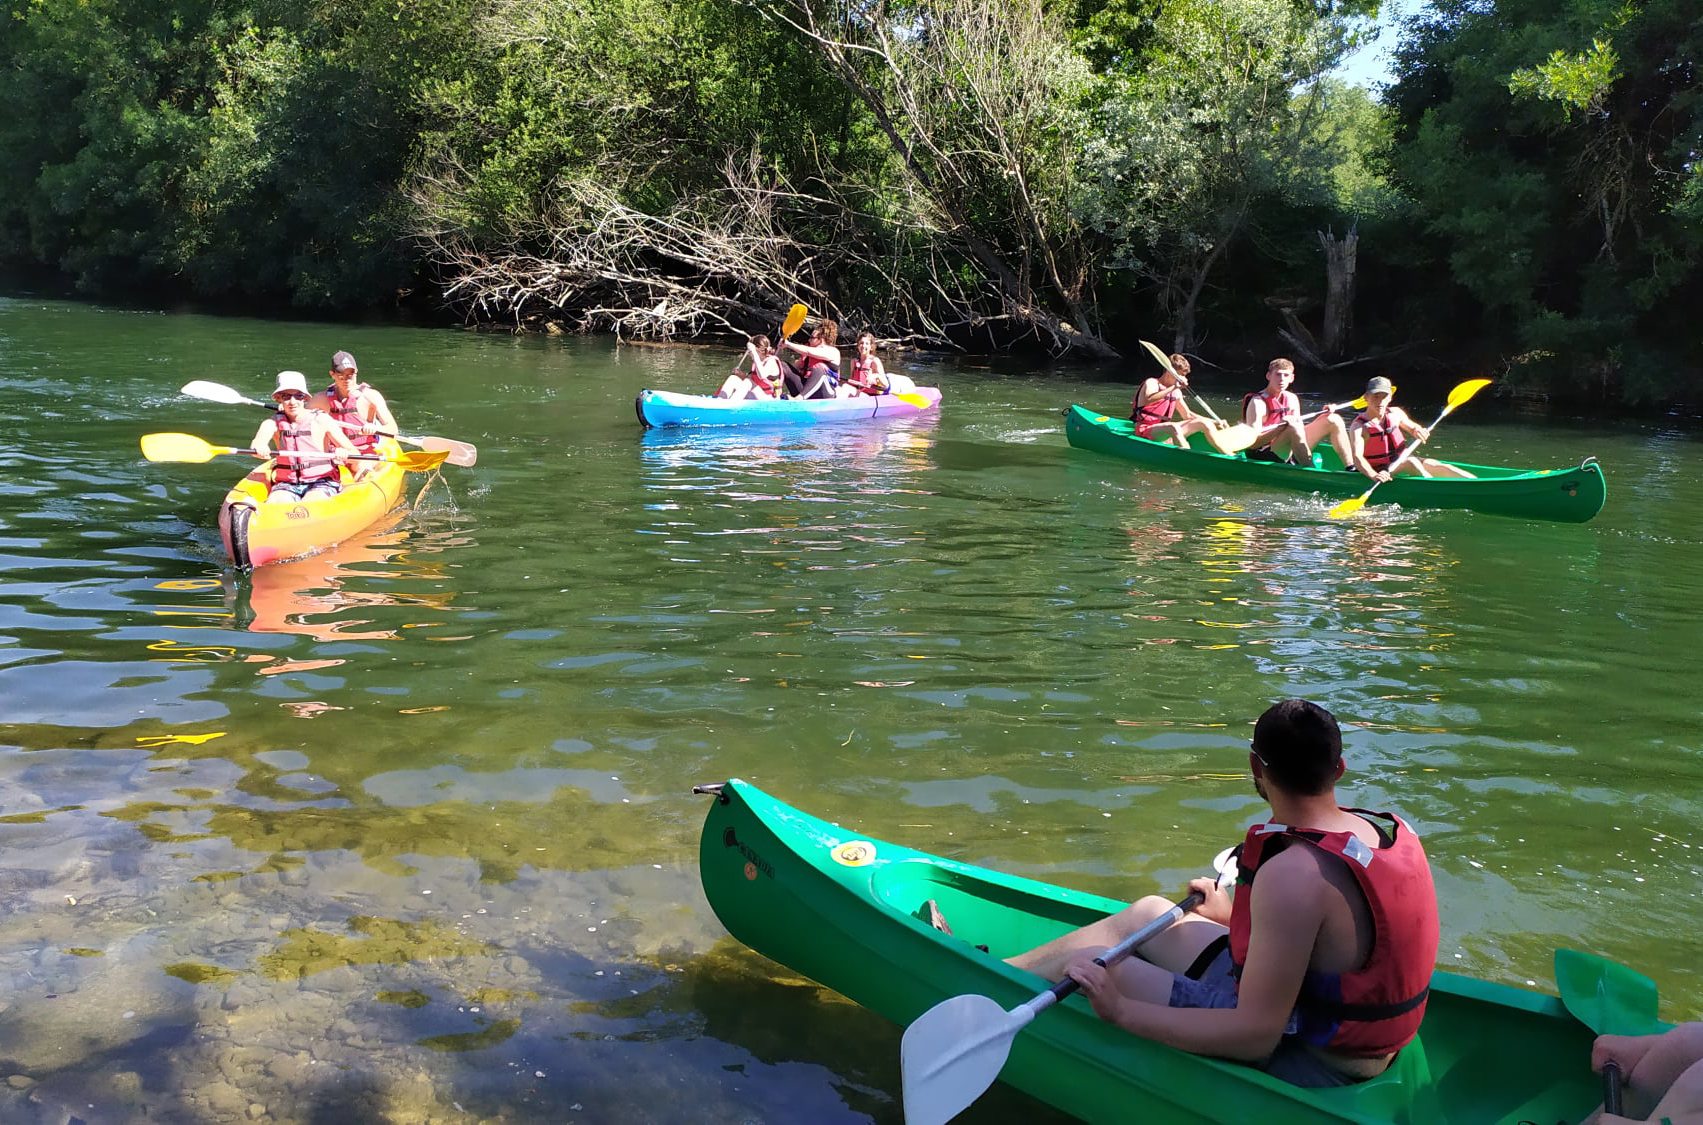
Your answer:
698,778 -> 1655,1124
1064,405 -> 1606,523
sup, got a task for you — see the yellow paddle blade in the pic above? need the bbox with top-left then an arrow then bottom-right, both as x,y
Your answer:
1327,490 -> 1373,520
1445,377 -> 1493,411
781,303 -> 808,339
395,449 -> 449,473
140,432 -> 240,463
892,392 -> 931,409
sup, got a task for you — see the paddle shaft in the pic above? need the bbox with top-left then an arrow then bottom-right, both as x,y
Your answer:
1604,1061 -> 1623,1116
180,380 -> 470,458
1036,891 -> 1206,1009
1372,400 -> 1451,479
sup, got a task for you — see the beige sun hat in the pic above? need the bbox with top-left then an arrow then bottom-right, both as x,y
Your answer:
271,371 -> 310,400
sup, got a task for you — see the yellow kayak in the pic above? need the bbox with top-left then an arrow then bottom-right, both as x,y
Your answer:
217,439 -> 406,568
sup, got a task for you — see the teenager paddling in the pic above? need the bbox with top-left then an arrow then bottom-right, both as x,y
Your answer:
1348,377 -> 1475,481
1243,358 -> 1354,467
781,320 -> 841,400
717,335 -> 781,400
1130,353 -> 1222,448
249,371 -> 357,503
311,351 -> 397,477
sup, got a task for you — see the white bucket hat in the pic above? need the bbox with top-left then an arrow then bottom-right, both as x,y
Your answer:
272,371 -> 310,400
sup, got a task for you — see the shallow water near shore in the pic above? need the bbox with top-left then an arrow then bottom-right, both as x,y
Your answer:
0,296 -> 1699,1123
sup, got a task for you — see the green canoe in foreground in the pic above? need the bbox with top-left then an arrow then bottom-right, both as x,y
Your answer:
698,779 -> 1664,1124
1064,405 -> 1607,523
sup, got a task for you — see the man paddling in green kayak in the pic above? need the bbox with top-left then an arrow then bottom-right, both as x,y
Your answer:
1130,353 -> 1223,448
1005,699 -> 1439,1088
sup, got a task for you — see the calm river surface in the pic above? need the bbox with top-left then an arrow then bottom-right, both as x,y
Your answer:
1,296 -> 1698,1123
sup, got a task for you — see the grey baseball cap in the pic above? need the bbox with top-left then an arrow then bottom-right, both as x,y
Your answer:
331,351 -> 357,372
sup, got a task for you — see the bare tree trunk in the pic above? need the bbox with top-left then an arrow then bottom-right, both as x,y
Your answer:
1318,224 -> 1357,359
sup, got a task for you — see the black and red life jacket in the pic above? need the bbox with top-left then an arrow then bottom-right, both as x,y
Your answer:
1242,389 -> 1294,428
1132,381 -> 1179,432
1227,811 -> 1438,1057
1356,411 -> 1405,469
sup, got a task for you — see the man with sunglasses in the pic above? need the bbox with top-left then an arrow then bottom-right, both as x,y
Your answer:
1006,700 -> 1438,1088
248,371 -> 358,503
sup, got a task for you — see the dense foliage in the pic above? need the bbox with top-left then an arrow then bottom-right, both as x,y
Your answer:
0,0 -> 1697,402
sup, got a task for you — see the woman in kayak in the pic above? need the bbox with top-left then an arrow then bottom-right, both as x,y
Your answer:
312,350 -> 397,478
1002,700 -> 1439,1088
1243,357 -> 1354,467
250,371 -> 358,503
781,320 -> 841,399
716,335 -> 781,399
1130,354 -> 1221,448
1348,377 -> 1475,481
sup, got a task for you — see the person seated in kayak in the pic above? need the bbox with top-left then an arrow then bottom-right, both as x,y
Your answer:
1129,354 -> 1222,448
1005,699 -> 1439,1088
1593,1022 -> 1703,1124
716,335 -> 781,400
1348,377 -> 1475,482
1243,358 -> 1354,467
311,350 -> 396,477
250,371 -> 358,503
781,320 -> 841,399
844,332 -> 890,396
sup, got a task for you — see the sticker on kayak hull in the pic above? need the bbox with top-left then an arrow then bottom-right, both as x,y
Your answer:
832,840 -> 877,867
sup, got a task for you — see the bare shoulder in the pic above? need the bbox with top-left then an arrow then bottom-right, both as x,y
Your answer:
1256,844 -> 1335,906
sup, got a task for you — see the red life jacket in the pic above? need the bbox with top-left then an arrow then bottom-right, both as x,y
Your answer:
325,381 -> 379,454
1356,411 -> 1405,469
1227,810 -> 1438,1057
1131,381 -> 1178,436
1242,389 -> 1294,428
849,355 -> 885,393
271,413 -> 338,485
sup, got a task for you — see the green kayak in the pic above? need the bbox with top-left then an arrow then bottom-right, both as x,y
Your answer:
697,778 -> 1661,1124
1063,405 -> 1607,523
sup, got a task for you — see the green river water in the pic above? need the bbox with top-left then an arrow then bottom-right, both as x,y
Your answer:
0,296 -> 1698,1123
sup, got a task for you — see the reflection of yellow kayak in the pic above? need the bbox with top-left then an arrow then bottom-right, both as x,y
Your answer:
217,439 -> 406,569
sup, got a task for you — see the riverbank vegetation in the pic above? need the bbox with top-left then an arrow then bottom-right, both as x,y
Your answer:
1,0 -> 1697,403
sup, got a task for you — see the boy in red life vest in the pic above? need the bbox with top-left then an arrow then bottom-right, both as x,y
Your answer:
311,351 -> 397,476
1349,376 -> 1475,482
1130,353 -> 1222,448
1007,699 -> 1439,1088
249,371 -> 358,503
1244,358 -> 1355,467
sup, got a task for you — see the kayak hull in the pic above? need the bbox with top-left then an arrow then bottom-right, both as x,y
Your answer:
1064,405 -> 1607,523
217,439 -> 408,569
636,387 -> 941,428
698,778 -> 1627,1125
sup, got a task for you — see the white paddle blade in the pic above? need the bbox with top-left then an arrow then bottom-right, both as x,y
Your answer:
415,436 -> 477,467
180,380 -> 263,406
901,994 -> 1019,1125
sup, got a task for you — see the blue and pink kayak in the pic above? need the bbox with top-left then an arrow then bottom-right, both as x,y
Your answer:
635,387 -> 942,428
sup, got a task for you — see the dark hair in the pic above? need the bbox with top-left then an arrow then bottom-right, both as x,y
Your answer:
1251,699 -> 1342,795
818,319 -> 839,346
751,334 -> 772,351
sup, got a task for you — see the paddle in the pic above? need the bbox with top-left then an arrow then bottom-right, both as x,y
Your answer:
1211,397 -> 1371,456
900,849 -> 1236,1125
140,432 -> 448,472
179,380 -> 477,467
1136,340 -> 1248,455
1326,378 -> 1492,519
1555,948 -> 1664,1117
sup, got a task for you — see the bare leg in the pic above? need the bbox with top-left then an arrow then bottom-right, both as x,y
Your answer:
1007,895 -> 1226,980
1306,414 -> 1354,467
